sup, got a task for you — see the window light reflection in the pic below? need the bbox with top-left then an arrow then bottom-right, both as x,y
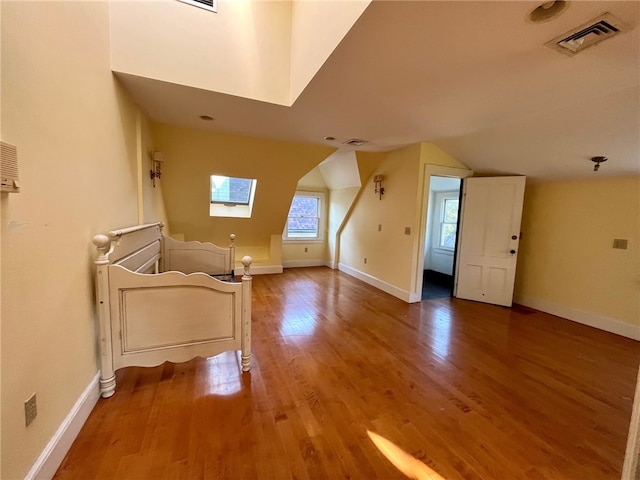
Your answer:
201,352 -> 242,396
431,315 -> 452,361
279,281 -> 319,337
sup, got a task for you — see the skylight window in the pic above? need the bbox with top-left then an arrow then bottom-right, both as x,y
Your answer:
177,0 -> 217,13
210,175 -> 257,218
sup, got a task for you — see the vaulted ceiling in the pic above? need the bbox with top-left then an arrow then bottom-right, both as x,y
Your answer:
117,0 -> 640,181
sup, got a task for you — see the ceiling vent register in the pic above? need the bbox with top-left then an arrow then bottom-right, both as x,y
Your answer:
546,13 -> 629,56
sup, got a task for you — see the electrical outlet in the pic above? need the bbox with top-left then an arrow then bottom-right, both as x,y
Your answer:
25,393 -> 37,427
613,239 -> 628,249
404,227 -> 411,235
364,257 -> 367,264
378,224 -> 382,232
304,247 -> 308,253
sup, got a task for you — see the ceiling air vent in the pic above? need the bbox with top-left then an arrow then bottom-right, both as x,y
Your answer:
343,138 -> 368,147
546,13 -> 629,56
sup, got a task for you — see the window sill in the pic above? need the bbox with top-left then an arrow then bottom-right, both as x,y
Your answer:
282,238 -> 325,244
432,247 -> 455,255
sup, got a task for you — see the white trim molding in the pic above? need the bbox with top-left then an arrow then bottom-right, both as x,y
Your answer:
241,264 -> 283,275
623,367 -> 640,479
514,294 -> 640,341
26,372 -> 101,480
338,263 -> 413,302
283,259 -> 327,269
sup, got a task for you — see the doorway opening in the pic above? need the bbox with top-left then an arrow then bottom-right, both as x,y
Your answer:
422,176 -> 462,300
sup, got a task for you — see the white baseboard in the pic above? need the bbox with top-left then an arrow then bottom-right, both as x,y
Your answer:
26,372 -> 100,480
283,259 -> 327,268
514,294 -> 640,341
242,264 -> 283,275
338,263 -> 413,302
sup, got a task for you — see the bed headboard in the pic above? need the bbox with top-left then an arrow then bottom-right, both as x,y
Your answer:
93,222 -> 163,273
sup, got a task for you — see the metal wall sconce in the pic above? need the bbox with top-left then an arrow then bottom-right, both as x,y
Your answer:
373,175 -> 384,199
591,156 -> 607,172
150,151 -> 164,187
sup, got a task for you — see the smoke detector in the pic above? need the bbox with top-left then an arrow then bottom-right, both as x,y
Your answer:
545,12 -> 629,56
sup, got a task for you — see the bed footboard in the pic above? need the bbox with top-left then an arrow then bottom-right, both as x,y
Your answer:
93,224 -> 252,398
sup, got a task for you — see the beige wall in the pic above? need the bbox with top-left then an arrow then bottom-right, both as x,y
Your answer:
111,0 -> 370,107
153,123 -> 334,265
0,2 -> 165,478
290,0 -> 371,102
282,167 -> 329,266
110,0 -> 293,105
338,143 -> 469,299
140,114 -> 169,227
515,176 -> 640,332
340,144 -> 421,289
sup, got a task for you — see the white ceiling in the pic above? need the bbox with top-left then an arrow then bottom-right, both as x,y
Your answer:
116,0 -> 640,181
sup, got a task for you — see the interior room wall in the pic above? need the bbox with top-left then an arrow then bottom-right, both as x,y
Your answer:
110,0 -> 293,105
1,2 -> 165,478
289,0 -> 371,102
339,144 -> 421,293
111,0 -> 370,107
338,143 -> 469,301
153,123 -> 334,267
424,190 -> 459,275
515,175 -> 640,338
282,166 -> 329,267
140,114 -> 169,228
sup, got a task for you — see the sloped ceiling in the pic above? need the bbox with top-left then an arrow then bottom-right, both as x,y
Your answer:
116,0 -> 640,181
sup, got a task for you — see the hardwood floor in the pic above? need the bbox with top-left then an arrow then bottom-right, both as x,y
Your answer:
54,267 -> 639,480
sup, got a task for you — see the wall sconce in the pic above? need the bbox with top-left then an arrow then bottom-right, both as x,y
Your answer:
150,151 -> 164,187
373,175 -> 384,200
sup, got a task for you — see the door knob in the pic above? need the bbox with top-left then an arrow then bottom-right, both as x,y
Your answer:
510,249 -> 516,254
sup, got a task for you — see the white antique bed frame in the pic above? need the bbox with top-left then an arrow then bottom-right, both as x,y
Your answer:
92,222 -> 252,398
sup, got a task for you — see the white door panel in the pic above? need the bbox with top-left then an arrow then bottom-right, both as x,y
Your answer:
454,176 -> 526,307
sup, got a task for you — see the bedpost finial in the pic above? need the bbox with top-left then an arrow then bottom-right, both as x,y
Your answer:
229,233 -> 236,246
93,234 -> 112,264
93,234 -> 110,250
242,255 -> 252,279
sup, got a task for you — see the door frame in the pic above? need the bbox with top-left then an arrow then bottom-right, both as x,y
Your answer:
411,165 -> 473,302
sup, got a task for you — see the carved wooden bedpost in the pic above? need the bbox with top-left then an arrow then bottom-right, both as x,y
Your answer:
92,234 -> 116,398
229,233 -> 236,276
241,255 -> 253,372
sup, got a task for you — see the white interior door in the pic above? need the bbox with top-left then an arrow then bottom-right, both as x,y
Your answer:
454,176 -> 526,307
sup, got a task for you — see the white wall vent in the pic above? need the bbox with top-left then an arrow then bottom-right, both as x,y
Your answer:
0,141 -> 20,193
546,13 -> 629,56
177,0 -> 217,13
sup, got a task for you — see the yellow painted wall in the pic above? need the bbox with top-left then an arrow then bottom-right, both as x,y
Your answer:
0,3 -> 165,478
340,144 -> 421,289
153,123 -> 334,265
282,167 -> 329,266
111,0 -> 370,107
140,114 -> 169,228
515,176 -> 640,328
339,143 -> 469,298
328,187 -> 359,267
290,0 -> 371,102
110,0 -> 293,105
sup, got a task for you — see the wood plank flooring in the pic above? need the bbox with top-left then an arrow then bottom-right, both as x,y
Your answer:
54,267 -> 639,479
